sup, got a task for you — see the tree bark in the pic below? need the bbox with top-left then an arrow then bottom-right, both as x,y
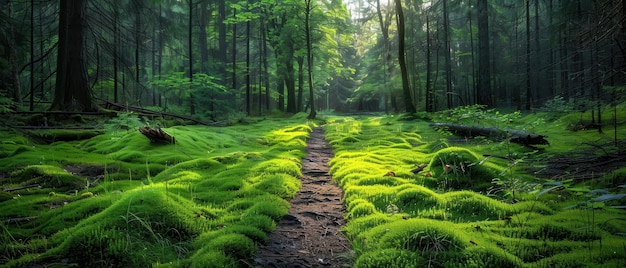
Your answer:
305,0 -> 316,119
394,0 -> 415,113
429,123 -> 549,146
443,0 -> 453,109
51,0 -> 94,112
476,0 -> 492,107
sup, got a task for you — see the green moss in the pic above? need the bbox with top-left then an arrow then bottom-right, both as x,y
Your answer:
457,245 -> 522,268
206,233 -> 256,259
347,202 -> 378,219
354,248 -> 427,268
252,173 -> 301,199
10,165 -> 86,190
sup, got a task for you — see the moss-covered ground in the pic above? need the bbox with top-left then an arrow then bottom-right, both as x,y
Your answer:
326,105 -> 626,267
2,105 -> 626,267
0,113 -> 314,267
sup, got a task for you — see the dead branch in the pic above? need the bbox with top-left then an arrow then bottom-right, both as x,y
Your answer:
430,122 -> 549,146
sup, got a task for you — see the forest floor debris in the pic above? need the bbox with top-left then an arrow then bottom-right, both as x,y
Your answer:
250,127 -> 354,268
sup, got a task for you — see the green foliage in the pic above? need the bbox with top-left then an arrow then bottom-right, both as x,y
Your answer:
0,96 -> 14,113
104,111 -> 144,136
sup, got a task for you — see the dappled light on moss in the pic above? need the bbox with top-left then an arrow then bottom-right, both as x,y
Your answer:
0,119 -> 312,266
326,114 -> 626,267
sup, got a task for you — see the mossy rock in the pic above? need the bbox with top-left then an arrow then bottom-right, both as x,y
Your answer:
10,165 -> 86,190
427,147 -> 498,190
27,129 -> 104,143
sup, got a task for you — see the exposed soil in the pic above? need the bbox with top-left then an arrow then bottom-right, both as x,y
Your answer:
249,127 -> 354,268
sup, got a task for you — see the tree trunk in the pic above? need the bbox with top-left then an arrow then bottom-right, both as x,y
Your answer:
297,56 -> 304,112
218,0 -> 227,79
443,0 -> 453,109
395,0 -> 415,113
246,10 -> 251,115
198,0 -> 209,73
429,123 -> 549,146
188,0 -> 195,115
425,15 -> 432,112
305,0 -> 316,119
51,0 -> 93,112
525,0 -> 532,110
376,0 -> 390,113
232,7 -> 237,93
476,0 -> 491,107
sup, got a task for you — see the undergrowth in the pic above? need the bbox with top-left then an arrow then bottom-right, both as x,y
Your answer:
325,111 -> 626,267
0,115 -> 313,267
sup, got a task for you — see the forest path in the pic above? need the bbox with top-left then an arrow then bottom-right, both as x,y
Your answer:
249,127 -> 353,268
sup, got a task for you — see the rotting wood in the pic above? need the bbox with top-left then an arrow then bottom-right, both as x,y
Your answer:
3,184 -> 41,192
139,126 -> 175,144
13,126 -> 98,130
429,122 -> 549,146
5,216 -> 38,224
104,100 -> 217,126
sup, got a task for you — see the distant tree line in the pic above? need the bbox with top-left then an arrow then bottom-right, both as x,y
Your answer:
0,0 -> 624,118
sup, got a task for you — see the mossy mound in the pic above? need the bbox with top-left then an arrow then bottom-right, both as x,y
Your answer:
326,113 -> 626,267
9,165 -> 87,190
0,117 -> 312,267
426,146 -> 499,190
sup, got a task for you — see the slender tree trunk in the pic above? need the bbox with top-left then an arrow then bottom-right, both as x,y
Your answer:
30,0 -> 35,111
477,0 -> 491,106
525,0 -> 532,110
246,10 -> 251,115
232,8 -> 237,92
469,12 -> 476,105
198,0 -> 209,73
135,0 -> 144,102
297,56 -> 304,112
425,15 -> 432,112
113,0 -> 119,103
262,19 -> 270,111
218,0 -> 227,79
443,0 -> 453,109
376,0 -> 390,113
189,0 -> 195,115
305,0 -> 316,119
3,2 -> 20,104
394,0 -> 415,113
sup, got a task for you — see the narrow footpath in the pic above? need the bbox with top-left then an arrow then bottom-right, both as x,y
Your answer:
250,127 -> 353,268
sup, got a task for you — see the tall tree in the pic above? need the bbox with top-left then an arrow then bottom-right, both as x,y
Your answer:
51,0 -> 93,111
305,0 -> 316,119
476,0 -> 491,106
394,0 -> 415,113
443,0 -> 453,109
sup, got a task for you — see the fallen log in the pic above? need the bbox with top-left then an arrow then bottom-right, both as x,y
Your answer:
5,216 -> 38,225
139,126 -> 176,144
104,100 -> 217,126
3,184 -> 42,192
429,123 -> 549,146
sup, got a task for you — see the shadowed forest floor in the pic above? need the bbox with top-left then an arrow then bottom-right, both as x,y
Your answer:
250,127 -> 354,268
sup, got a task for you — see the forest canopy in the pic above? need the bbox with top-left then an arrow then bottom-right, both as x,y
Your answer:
0,0 -> 624,119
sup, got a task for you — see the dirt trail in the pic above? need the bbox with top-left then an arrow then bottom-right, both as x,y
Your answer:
250,127 -> 353,268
